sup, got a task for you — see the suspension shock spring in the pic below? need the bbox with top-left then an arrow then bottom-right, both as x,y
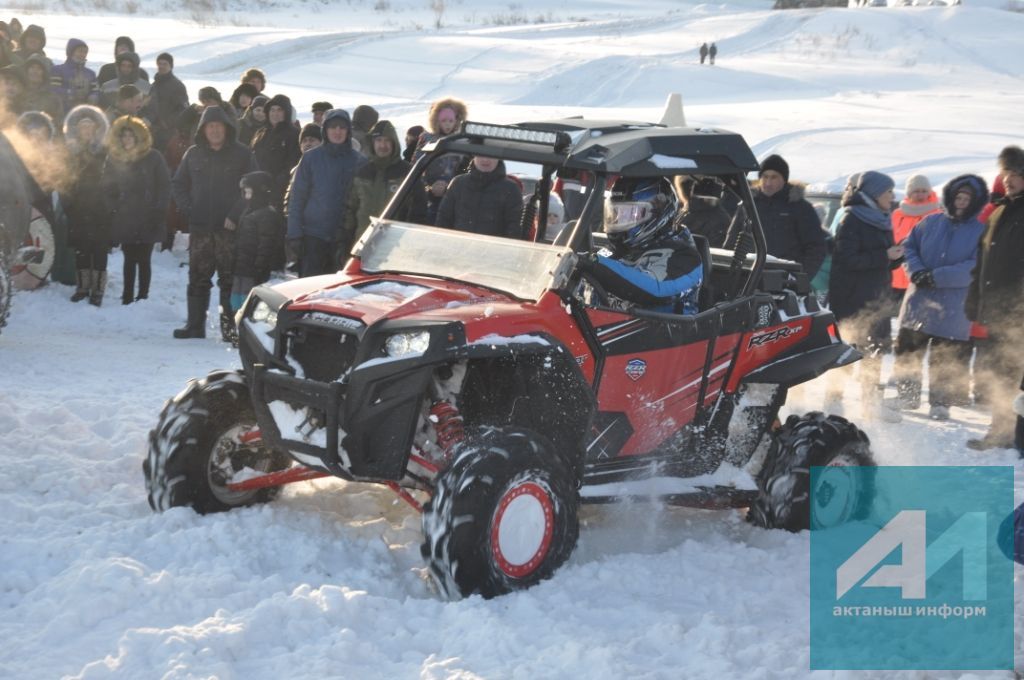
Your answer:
429,400 -> 465,461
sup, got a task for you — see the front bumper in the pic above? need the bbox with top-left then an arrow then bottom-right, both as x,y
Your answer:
237,295 -> 462,482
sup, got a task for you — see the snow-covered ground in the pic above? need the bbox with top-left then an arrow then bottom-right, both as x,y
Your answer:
1,2 -> 1023,678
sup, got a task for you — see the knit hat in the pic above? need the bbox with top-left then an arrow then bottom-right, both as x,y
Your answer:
904,174 -> 931,194
299,123 -> 322,142
759,154 -> 789,183
997,145 -> 1024,177
157,52 -> 173,68
856,170 -> 895,202
311,101 -> 333,114
114,36 -> 135,54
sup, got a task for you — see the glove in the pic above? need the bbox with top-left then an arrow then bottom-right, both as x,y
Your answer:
288,238 -> 304,261
911,269 -> 935,288
576,252 -> 600,272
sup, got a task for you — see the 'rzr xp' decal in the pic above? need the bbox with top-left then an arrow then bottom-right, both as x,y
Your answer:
747,326 -> 795,349
625,358 -> 647,381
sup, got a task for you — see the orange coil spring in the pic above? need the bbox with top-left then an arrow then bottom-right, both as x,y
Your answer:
430,400 -> 464,459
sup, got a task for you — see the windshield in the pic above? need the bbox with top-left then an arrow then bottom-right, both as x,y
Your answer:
355,220 -> 575,302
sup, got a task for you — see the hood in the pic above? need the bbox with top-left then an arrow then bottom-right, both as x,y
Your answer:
114,51 -> 140,82
942,174 -> 988,222
352,104 -> 379,133
20,24 -> 44,50
114,35 -> 135,56
64,38 -> 87,61
108,115 -> 152,163
63,104 -> 109,153
266,93 -> 293,127
368,119 -> 400,164
240,170 -> 274,209
231,82 -> 259,109
22,52 -> 51,85
286,275 -> 516,328
194,105 -> 238,147
322,108 -> 353,151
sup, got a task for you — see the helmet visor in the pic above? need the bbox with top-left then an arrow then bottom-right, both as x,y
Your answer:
604,200 -> 654,234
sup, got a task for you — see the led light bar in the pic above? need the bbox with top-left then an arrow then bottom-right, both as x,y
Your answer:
462,122 -> 568,149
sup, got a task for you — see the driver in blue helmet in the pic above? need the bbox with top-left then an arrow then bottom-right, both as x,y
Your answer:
577,177 -> 703,314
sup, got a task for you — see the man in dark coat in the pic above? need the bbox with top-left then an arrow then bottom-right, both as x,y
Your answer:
699,42 -> 708,65
965,145 -> 1024,450
747,154 -> 827,278
144,53 -> 188,152
97,36 -> 148,86
172,106 -> 256,339
435,156 -> 523,238
286,108 -> 367,277
709,42 -> 718,65
342,119 -> 427,254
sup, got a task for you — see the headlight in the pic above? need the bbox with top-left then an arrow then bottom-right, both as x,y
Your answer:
251,300 -> 278,329
385,331 -> 430,358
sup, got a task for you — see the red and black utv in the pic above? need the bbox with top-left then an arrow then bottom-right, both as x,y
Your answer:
145,119 -> 875,598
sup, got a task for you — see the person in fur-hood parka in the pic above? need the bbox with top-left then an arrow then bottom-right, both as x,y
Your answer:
103,115 -> 171,303
61,104 -> 110,304
413,97 -> 470,224
18,53 -> 63,123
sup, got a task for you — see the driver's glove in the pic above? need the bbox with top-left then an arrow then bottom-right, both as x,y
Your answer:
576,252 -> 600,272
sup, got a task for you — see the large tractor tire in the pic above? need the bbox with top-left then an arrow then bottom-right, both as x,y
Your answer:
422,427 -> 579,599
748,412 -> 875,532
144,370 -> 290,514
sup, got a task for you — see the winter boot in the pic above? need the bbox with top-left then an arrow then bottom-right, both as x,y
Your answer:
88,271 -> 107,307
173,292 -> 209,339
70,269 -> 91,302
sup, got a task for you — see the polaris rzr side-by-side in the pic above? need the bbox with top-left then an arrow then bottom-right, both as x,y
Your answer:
145,118 -> 876,598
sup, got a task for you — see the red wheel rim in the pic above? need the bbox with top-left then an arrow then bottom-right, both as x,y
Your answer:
490,481 -> 555,579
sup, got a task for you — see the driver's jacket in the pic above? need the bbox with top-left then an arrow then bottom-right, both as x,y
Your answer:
585,230 -> 703,314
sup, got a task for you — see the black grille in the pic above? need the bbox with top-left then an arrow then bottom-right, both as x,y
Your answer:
287,324 -> 360,383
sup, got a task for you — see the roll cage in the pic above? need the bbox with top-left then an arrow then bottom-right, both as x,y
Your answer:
381,119 -> 769,302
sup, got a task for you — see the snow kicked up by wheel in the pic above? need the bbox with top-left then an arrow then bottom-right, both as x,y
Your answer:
748,412 -> 875,532
421,427 -> 580,599
144,370 -> 290,514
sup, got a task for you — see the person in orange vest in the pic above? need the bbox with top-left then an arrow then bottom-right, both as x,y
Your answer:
891,174 -> 940,294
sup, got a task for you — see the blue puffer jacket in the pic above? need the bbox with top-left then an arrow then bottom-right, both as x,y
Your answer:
286,109 -> 367,242
897,175 -> 988,341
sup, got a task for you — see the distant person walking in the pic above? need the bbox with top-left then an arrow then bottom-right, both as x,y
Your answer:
709,43 -> 717,65
699,42 -> 708,65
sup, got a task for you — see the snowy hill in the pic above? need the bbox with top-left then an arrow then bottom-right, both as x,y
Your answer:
1,2 -> 1023,678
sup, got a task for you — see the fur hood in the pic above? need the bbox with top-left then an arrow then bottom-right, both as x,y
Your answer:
63,104 -> 109,153
427,97 -> 467,136
107,115 -> 152,163
942,174 -> 988,222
